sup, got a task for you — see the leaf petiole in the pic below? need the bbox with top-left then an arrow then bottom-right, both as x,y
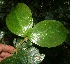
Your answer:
12,37 -> 28,54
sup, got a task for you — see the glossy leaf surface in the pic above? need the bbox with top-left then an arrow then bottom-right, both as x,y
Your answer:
6,3 -> 33,37
1,49 -> 28,64
27,47 -> 45,64
1,46 -> 45,64
29,20 -> 67,48
13,38 -> 32,48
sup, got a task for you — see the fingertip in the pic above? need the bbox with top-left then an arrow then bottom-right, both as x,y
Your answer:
0,57 -> 3,62
0,52 -> 12,58
2,44 -> 15,53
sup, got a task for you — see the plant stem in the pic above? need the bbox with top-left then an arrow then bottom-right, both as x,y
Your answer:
13,37 -> 28,54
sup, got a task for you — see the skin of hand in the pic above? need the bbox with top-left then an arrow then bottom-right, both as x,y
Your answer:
0,44 -> 15,62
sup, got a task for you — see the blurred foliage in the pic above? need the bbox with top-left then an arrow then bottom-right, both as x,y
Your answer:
0,0 -> 70,64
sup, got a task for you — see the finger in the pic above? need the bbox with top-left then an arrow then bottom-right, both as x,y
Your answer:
3,45 -> 15,53
0,44 -> 3,52
0,52 -> 12,58
0,44 -> 15,53
0,57 -> 4,62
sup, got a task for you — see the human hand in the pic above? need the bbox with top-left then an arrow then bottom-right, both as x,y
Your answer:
0,44 -> 15,62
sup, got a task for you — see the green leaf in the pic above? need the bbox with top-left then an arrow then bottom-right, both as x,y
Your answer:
27,47 -> 45,64
29,20 -> 67,48
1,49 -> 28,64
6,3 -> 33,37
13,37 -> 32,48
1,47 -> 45,64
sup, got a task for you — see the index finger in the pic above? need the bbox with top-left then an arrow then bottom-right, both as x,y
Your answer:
0,44 -> 15,53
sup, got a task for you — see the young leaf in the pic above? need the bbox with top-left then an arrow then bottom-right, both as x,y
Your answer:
6,3 -> 33,37
27,47 -> 45,64
1,47 -> 45,64
29,20 -> 67,48
1,49 -> 28,64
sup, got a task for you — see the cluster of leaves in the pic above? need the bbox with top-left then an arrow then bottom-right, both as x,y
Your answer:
2,0 -> 69,64
6,3 -> 67,48
1,38 -> 45,64
0,3 -> 67,64
0,31 -> 45,64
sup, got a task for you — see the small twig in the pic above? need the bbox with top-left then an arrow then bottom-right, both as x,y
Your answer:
12,37 -> 28,54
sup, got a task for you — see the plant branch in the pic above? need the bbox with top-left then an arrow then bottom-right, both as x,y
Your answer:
13,37 -> 28,54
